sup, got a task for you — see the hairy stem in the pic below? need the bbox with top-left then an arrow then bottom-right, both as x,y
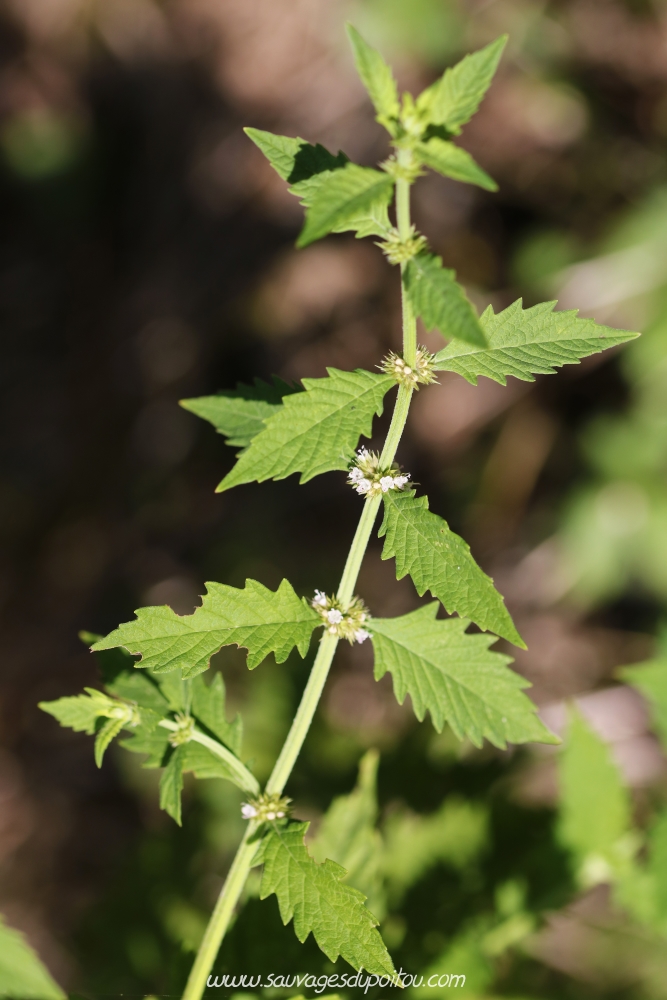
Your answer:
182,166 -> 416,1000
181,824 -> 259,1000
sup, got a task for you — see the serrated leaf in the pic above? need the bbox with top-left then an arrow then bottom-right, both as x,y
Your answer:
346,25 -> 400,131
244,128 -> 348,184
181,741 -> 243,784
379,491 -> 524,647
121,723 -> 171,767
403,253 -> 487,348
370,605 -> 553,748
415,138 -> 497,191
81,630 -> 139,684
94,715 -> 127,767
0,913 -> 65,1000
191,671 -> 242,756
218,368 -> 393,491
296,164 -> 394,248
92,578 -> 319,678
311,750 -> 385,919
557,707 -> 631,876
180,377 -> 302,449
105,669 -> 169,715
619,657 -> 667,749
416,36 -> 507,134
433,299 -> 640,384
160,745 -> 187,825
39,690 -> 112,734
255,821 -> 395,976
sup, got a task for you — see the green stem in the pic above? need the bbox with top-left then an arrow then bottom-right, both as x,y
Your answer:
181,824 -> 259,1000
182,156 -> 417,1000
158,720 -> 260,797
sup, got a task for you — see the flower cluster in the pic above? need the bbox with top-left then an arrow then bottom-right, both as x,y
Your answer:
347,447 -> 410,498
241,792 -> 292,822
167,712 -> 195,746
377,225 -> 428,265
381,347 -> 437,389
311,591 -> 370,644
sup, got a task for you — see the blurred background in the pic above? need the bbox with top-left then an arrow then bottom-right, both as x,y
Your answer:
5,0 -> 667,996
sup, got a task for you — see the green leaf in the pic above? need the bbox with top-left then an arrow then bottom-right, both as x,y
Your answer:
92,578 -> 320,678
433,299 -> 640,384
121,723 -> 171,767
619,656 -> 667,749
94,715 -> 127,767
244,128 -> 348,184
181,741 -> 243,784
296,164 -> 394,248
415,138 -> 497,191
218,368 -> 393,491
0,913 -> 65,1000
371,605 -> 553,747
557,707 -> 632,882
255,821 -> 395,977
311,750 -> 386,920
39,689 -> 114,734
346,25 -> 400,131
403,254 -> 487,347
191,671 -> 242,756
379,491 -> 524,647
416,36 -> 507,134
104,669 -> 169,715
160,745 -> 187,825
180,377 -> 301,449
383,797 -> 488,903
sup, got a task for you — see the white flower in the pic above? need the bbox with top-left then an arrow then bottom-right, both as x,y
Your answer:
312,590 -> 328,607
380,476 -> 395,492
393,474 -> 410,489
348,467 -> 364,483
354,629 -> 370,643
241,803 -> 258,819
355,478 -> 372,494
357,447 -> 371,461
326,608 -> 344,625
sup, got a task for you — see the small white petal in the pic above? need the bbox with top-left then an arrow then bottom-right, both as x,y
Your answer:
348,467 -> 364,483
355,629 -> 370,643
326,608 -> 343,624
393,475 -> 409,489
241,804 -> 258,819
380,476 -> 394,492
276,811 -> 285,818
312,590 -> 328,607
356,479 -> 372,494
266,811 -> 276,820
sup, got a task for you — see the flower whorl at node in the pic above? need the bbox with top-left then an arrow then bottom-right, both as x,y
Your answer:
377,226 -> 428,266
381,347 -> 437,389
168,713 -> 195,747
311,591 -> 371,644
346,447 -> 411,499
241,792 -> 291,823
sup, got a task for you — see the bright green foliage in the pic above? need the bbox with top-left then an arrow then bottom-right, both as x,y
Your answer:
383,797 -> 488,903
92,578 -> 319,677
218,368 -> 393,491
415,137 -> 496,190
370,604 -> 553,747
191,671 -> 242,755
648,810 -> 667,924
244,128 -> 348,184
346,25 -> 400,132
296,164 -> 394,247
0,914 -> 65,1000
557,707 -> 633,885
416,36 -> 508,133
254,821 -> 395,977
311,749 -> 386,919
412,924 -> 494,996
619,656 -> 667,749
434,299 -> 639,384
39,687 -> 149,766
160,744 -> 187,824
158,740 -> 250,824
180,377 -> 301,449
403,254 -> 487,347
379,491 -> 524,647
